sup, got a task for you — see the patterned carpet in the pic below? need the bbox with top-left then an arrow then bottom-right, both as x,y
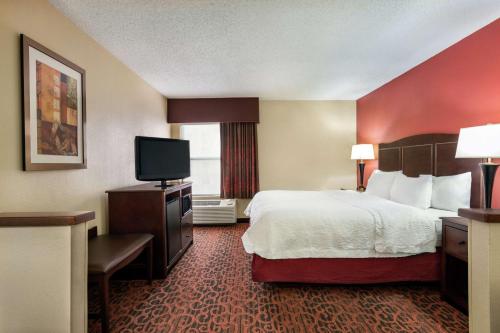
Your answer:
89,224 -> 468,333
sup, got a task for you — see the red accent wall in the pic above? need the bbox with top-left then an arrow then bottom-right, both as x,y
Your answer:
357,19 -> 500,208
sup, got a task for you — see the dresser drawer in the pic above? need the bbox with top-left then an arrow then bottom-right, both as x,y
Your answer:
444,225 -> 468,261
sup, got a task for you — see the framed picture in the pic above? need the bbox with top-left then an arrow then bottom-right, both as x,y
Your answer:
21,34 -> 86,171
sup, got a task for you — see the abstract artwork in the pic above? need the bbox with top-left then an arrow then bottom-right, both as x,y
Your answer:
22,35 -> 86,170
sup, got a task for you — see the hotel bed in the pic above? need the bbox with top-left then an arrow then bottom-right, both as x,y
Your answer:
242,133 -> 483,284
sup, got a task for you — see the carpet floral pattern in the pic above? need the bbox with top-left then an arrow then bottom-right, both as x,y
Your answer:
89,224 -> 468,333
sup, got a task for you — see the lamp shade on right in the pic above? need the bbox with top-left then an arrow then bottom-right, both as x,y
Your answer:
455,124 -> 500,159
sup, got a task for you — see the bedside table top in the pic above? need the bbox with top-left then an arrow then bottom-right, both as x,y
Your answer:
458,208 -> 500,223
441,216 -> 468,230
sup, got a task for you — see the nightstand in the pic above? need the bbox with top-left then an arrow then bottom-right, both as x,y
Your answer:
441,216 -> 468,313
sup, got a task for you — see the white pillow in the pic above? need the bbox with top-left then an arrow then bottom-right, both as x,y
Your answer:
390,174 -> 433,209
365,170 -> 402,199
431,172 -> 471,212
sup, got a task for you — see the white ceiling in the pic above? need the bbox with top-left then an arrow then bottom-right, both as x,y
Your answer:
49,0 -> 500,100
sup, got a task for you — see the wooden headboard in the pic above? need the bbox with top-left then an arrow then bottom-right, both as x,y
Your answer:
378,133 -> 483,208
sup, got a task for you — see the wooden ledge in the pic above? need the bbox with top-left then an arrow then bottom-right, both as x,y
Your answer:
458,208 -> 500,223
106,182 -> 193,194
0,211 -> 96,227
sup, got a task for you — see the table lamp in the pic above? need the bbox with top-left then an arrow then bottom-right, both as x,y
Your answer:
455,124 -> 500,208
351,144 -> 375,191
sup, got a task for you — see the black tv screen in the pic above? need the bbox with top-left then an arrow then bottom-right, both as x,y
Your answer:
135,136 -> 190,182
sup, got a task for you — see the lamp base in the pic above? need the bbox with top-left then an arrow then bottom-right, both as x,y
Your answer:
358,161 -> 366,191
480,162 -> 499,209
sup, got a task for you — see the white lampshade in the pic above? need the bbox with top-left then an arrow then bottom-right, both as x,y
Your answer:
351,144 -> 375,160
455,124 -> 500,158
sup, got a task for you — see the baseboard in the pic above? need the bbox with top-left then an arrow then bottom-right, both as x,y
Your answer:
237,218 -> 250,223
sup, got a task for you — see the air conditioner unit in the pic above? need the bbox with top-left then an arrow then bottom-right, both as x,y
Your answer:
192,199 -> 237,225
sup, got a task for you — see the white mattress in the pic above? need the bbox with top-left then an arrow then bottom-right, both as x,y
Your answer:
424,208 -> 459,247
243,190 -> 443,259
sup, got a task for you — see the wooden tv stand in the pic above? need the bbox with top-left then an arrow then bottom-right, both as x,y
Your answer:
107,182 -> 193,278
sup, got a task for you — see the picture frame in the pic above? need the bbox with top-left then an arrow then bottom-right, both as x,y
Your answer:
21,34 -> 87,171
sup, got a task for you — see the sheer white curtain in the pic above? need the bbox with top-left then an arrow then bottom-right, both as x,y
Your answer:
180,124 -> 220,196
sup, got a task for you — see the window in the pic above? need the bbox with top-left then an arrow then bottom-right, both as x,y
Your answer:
180,124 -> 220,196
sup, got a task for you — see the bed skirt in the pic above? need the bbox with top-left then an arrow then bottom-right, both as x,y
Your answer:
252,249 -> 441,284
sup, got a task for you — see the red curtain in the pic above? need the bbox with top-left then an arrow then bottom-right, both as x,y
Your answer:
220,123 -> 259,199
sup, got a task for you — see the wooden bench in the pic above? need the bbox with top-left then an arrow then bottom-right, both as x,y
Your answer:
88,228 -> 153,333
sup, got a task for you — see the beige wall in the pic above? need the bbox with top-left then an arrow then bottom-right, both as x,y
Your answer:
171,101 -> 357,218
245,100 -> 358,217
258,100 -> 357,191
0,0 -> 169,233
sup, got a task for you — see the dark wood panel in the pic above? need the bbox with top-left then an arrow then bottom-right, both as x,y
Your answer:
378,147 -> 401,171
108,190 -> 166,277
441,217 -> 468,313
108,182 -> 193,278
402,144 -> 433,177
181,213 -> 193,249
0,211 -> 95,226
440,217 -> 468,231
379,133 -> 483,208
88,226 -> 98,239
106,181 -> 192,194
380,134 -> 459,148
444,226 -> 468,261
166,197 -> 182,262
167,97 -> 259,123
458,208 -> 500,223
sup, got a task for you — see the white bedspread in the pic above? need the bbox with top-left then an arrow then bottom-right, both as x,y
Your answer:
242,190 -> 438,259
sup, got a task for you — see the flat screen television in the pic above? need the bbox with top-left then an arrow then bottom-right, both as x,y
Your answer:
135,136 -> 190,187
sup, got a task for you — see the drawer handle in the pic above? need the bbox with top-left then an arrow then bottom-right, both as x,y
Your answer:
458,241 -> 466,245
